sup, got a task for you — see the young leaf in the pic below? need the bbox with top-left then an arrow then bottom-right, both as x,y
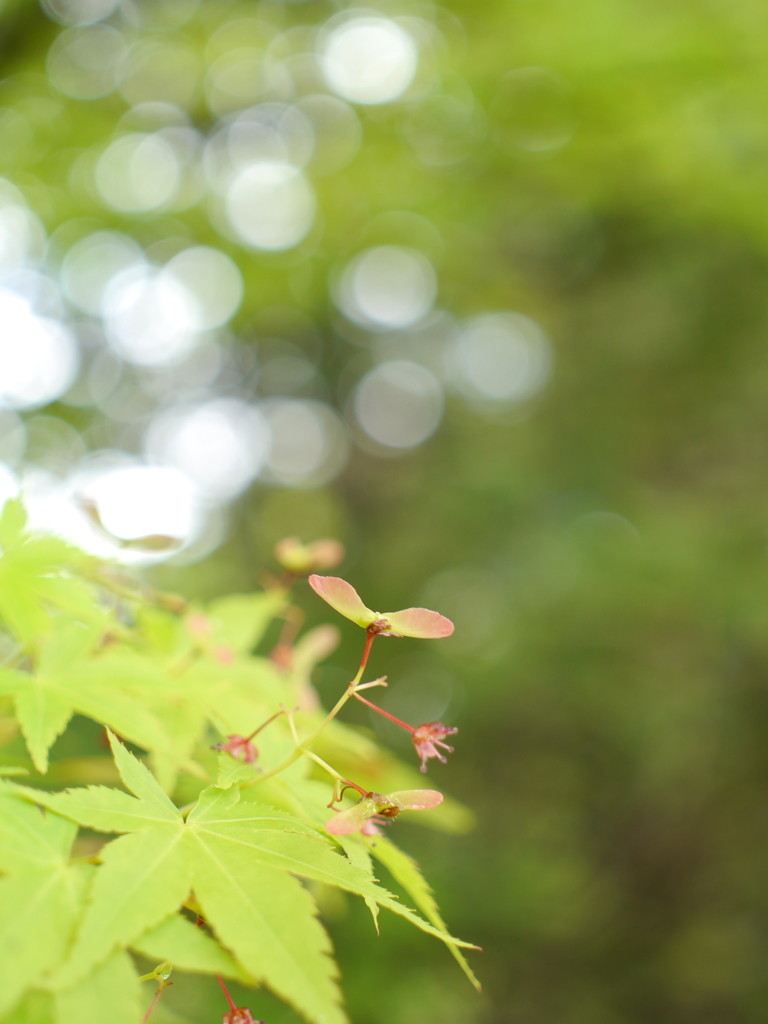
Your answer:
4,990 -> 54,1024
0,794 -> 89,1018
0,628 -> 175,773
206,590 -> 288,654
0,791 -> 78,874
186,787 -> 476,949
131,913 -> 251,983
192,854 -> 346,1024
38,733 -> 192,987
23,725 -> 477,1024
289,625 -> 341,681
369,835 -> 482,992
0,867 -> 91,1018
330,830 -> 380,932
0,519 -> 105,643
55,950 -> 141,1024
0,497 -> 27,549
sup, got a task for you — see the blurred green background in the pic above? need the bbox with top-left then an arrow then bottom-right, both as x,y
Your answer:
2,0 -> 768,1020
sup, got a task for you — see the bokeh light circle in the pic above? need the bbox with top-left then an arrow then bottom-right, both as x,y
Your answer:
452,313 -> 552,404
0,183 -> 46,272
42,0 -> 120,26
353,360 -> 443,449
337,246 -> 437,330
46,25 -> 125,100
225,161 -> 315,251
0,290 -> 79,409
163,246 -> 243,331
61,231 -> 144,316
321,17 -> 417,105
79,463 -> 200,547
297,95 -> 361,175
117,40 -> 201,110
145,399 -> 270,502
95,133 -> 180,213
0,463 -> 19,509
262,400 -> 348,486
102,266 -> 200,367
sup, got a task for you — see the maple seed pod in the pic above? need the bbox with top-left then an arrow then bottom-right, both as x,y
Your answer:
326,789 -> 444,835
308,575 -> 454,638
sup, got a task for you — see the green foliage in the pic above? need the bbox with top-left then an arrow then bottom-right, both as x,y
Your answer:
0,506 -> 477,1024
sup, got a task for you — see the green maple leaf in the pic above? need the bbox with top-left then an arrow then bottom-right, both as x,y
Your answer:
131,913 -> 250,983
0,792 -> 90,1019
55,950 -> 140,1024
3,990 -> 54,1024
206,590 -> 288,654
0,622 -> 175,773
0,500 -> 105,644
369,835 -> 481,992
26,733 -> 475,1024
73,644 -> 291,792
250,777 -> 381,930
32,735 -> 194,990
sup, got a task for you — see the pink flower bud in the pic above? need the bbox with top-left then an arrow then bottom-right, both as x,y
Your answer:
412,722 -> 458,772
213,734 -> 259,764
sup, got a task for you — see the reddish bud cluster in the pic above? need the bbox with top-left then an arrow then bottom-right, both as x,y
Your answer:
212,734 -> 259,764
412,722 -> 459,773
274,537 -> 345,575
223,1009 -> 263,1024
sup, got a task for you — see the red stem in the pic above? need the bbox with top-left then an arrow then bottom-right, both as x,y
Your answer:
245,708 -> 287,742
218,975 -> 238,1012
353,692 -> 416,733
358,630 -> 376,677
142,982 -> 172,1024
341,776 -> 369,796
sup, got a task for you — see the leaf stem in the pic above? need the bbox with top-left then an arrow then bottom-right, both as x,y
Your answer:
141,965 -> 173,1024
142,986 -> 166,1024
241,630 -> 380,789
353,629 -> 377,684
242,682 -> 354,787
245,707 -> 288,742
353,677 -> 388,691
352,692 -> 416,732
218,975 -> 237,1012
301,748 -> 366,796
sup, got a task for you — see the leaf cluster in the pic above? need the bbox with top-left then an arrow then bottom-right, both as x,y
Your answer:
0,502 -> 478,1024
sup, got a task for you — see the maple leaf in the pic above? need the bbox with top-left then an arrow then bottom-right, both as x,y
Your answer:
83,643 -> 293,792
205,591 -> 289,655
93,590 -> 294,793
24,733 -> 476,1024
131,912 -> 251,983
0,499 -> 106,643
0,790 -> 90,1018
0,621 -> 174,773
368,834 -> 481,992
55,950 -> 140,1024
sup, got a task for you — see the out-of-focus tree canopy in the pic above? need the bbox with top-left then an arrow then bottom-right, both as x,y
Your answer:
1,0 -> 768,1021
